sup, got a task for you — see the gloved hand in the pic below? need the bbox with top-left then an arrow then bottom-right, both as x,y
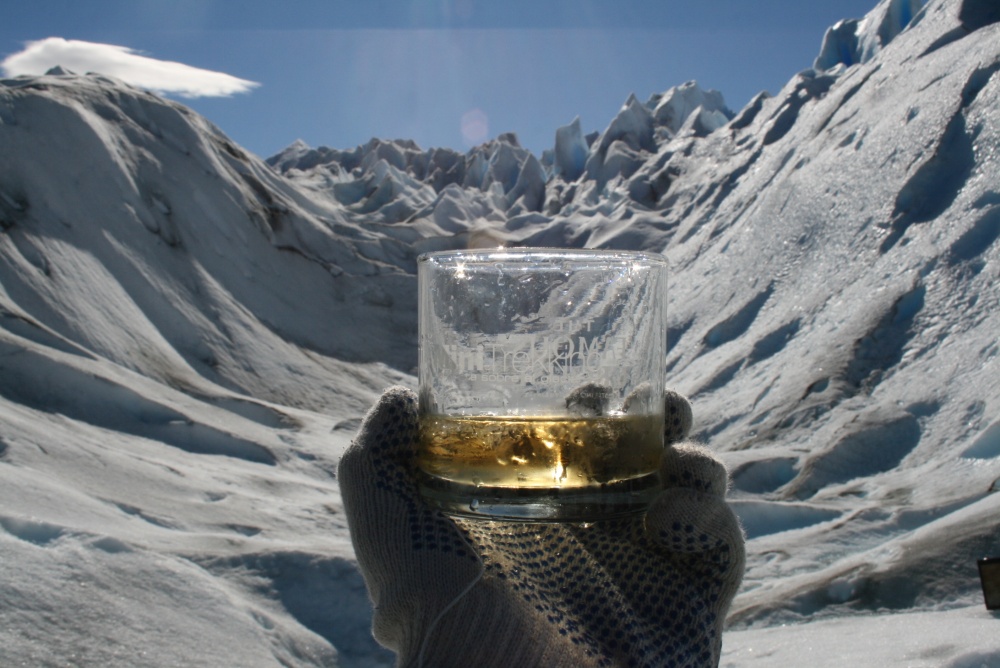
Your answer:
338,387 -> 745,667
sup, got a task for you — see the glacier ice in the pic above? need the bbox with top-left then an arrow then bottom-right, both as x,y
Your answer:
815,0 -> 925,69
0,0 -> 999,665
552,116 -> 588,181
650,80 -> 732,135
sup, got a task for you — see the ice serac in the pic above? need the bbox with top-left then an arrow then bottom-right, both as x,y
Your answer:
597,93 -> 656,155
814,19 -> 863,69
584,94 -> 656,186
815,0 -> 925,69
650,80 -> 732,136
267,138 -> 311,170
553,116 -> 588,181
266,81 -> 734,223
678,105 -> 732,139
505,153 -> 547,214
481,136 -> 526,193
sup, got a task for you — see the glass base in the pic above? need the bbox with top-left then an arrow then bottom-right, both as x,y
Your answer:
416,470 -> 661,523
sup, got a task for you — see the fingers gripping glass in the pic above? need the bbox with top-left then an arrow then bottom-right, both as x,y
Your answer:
417,249 -> 669,522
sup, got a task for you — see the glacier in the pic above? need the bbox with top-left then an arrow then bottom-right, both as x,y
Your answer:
1,0 -> 999,665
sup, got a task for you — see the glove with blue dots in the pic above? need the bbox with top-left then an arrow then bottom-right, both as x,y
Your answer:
338,387 -> 744,667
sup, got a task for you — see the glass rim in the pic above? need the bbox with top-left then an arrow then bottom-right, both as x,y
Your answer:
417,246 -> 668,267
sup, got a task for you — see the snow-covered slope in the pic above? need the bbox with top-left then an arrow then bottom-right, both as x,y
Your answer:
1,0 -> 999,665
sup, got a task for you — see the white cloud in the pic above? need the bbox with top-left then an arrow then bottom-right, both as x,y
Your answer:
0,37 -> 259,98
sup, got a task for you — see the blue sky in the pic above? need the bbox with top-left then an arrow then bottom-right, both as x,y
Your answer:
3,1 -> 884,159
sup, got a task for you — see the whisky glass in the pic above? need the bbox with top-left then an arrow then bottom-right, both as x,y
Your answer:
417,248 -> 668,521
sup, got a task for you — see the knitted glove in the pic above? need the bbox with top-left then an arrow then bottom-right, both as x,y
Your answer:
338,387 -> 744,668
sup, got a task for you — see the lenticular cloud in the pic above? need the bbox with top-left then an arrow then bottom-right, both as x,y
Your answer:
0,37 -> 259,98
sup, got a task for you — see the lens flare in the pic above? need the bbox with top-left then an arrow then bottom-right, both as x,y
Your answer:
460,108 -> 489,147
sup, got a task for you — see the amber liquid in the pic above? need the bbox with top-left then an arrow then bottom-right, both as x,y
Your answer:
417,413 -> 663,489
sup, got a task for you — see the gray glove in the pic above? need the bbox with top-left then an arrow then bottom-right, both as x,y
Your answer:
338,387 -> 744,667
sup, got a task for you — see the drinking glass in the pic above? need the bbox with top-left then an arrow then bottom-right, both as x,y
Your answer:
417,248 -> 668,521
